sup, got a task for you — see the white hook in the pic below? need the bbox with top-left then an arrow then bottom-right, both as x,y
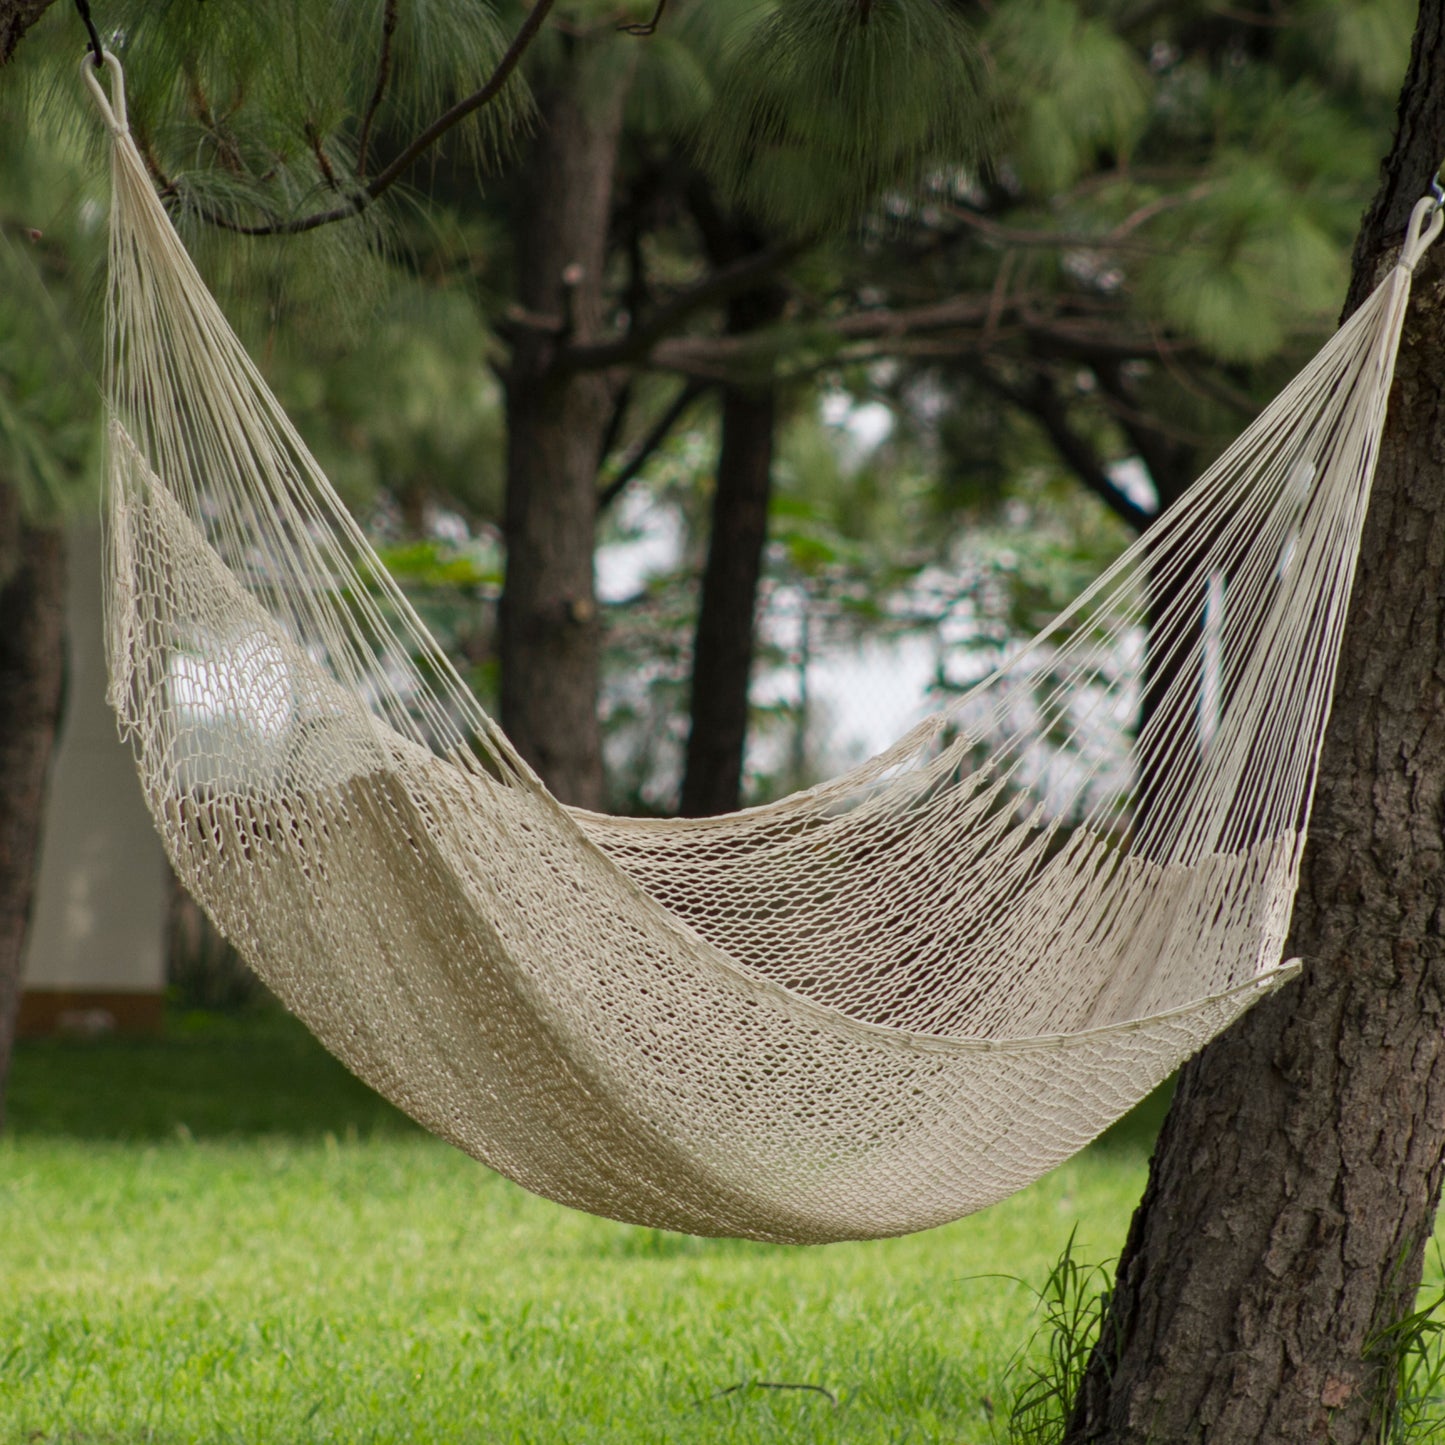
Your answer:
80,49 -> 128,138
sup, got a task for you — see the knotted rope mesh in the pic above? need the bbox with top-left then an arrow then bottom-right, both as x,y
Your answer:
86,54 -> 1441,1241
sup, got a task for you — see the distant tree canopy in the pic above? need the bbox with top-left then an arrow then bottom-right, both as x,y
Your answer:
5,0 -> 1407,810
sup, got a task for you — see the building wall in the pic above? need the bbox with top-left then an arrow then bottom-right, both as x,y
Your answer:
19,523 -> 169,1036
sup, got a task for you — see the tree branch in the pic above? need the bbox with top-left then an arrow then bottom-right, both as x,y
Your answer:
618,0 -> 668,36
185,0 -> 558,237
559,253 -> 1219,396
976,366 -> 1156,533
1018,316 -> 1194,364
356,0 -> 400,179
702,1380 -> 839,1409
598,380 -> 709,510
560,236 -> 812,372
624,293 -> 1217,388
635,293 -> 1024,381
597,379 -> 635,478
946,183 -> 1214,254
1093,361 -> 1208,504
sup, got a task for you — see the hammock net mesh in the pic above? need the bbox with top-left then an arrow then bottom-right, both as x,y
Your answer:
87,54 -> 1440,1242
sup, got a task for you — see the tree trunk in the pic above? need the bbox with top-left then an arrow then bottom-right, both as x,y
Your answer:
0,488 -> 66,1128
1090,364 -> 1209,850
499,53 -> 630,811
679,202 -> 787,817
1066,10 -> 1445,1443
679,382 -> 778,816
0,0 -> 57,66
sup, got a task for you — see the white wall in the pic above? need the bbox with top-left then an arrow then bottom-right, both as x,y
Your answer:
21,523 -> 169,997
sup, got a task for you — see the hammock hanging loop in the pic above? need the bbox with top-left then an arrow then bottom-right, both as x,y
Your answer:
1402,193 -> 1444,272
81,48 -> 128,137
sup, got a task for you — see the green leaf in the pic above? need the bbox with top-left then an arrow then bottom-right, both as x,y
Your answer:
1289,0 -> 1414,100
987,0 -> 1152,195
627,34 -> 714,137
694,0 -> 992,234
1137,158 -> 1345,363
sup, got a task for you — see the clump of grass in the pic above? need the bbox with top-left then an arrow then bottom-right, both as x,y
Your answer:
1002,1228 -> 1115,1445
1366,1250 -> 1445,1445
1002,1238 -> 1445,1445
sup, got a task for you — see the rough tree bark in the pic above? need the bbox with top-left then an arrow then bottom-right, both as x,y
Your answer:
0,0 -> 57,66
1066,9 -> 1445,1442
499,50 -> 631,810
0,485 -> 66,1129
679,203 -> 788,818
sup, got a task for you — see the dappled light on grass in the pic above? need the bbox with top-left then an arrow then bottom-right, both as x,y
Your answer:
2,1008 -> 1154,1443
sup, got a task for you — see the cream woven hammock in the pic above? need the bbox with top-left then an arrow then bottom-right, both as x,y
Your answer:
85,54 -> 1442,1243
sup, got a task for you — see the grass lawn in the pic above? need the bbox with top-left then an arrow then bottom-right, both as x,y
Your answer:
0,1009 -> 1195,1443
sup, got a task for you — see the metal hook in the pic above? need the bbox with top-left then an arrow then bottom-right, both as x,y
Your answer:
73,0 -> 104,69
618,0 -> 667,36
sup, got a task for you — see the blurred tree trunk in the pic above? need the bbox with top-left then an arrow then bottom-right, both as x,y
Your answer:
167,877 -> 264,1014
499,51 -> 631,810
1066,9 -> 1445,1442
0,483 -> 66,1128
679,382 -> 778,816
1121,419 -> 1207,855
680,200 -> 787,817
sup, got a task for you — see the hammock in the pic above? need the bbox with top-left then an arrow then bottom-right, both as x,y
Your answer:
84,54 -> 1442,1243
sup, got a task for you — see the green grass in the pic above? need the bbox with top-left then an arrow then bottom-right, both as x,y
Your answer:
0,1008 -> 1159,1444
